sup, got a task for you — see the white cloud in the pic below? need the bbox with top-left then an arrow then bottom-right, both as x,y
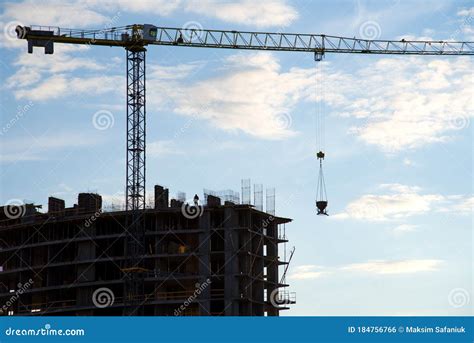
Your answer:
455,7 -> 474,40
457,7 -> 474,17
101,191 -> 126,210
1,0 -> 298,39
333,183 -> 472,221
343,57 -> 473,152
13,74 -> 123,101
184,0 -> 298,27
379,184 -> 421,193
341,259 -> 443,275
0,0 -> 298,102
16,74 -> 122,101
49,183 -> 75,198
0,132 -> 99,163
149,54 -> 472,146
0,1 -> 110,49
148,140 -> 183,157
148,52 -> 314,139
90,0 -> 180,17
94,0 -> 298,27
13,74 -> 69,100
2,1 -> 110,26
290,259 -> 444,279
148,62 -> 204,80
3,1 -> 471,149
58,183 -> 73,192
333,183 -> 444,221
5,43 -> 119,101
447,196 -> 474,214
11,45 -> 102,74
395,34 -> 434,41
290,265 -> 329,280
392,224 -> 419,235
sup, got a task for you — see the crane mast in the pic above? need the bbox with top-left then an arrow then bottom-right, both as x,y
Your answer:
123,45 -> 147,315
15,23 -> 473,315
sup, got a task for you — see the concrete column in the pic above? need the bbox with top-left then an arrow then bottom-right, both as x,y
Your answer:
266,219 -> 279,316
224,207 -> 239,316
198,211 -> 211,315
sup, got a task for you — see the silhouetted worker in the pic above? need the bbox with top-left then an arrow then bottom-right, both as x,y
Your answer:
177,33 -> 184,44
193,194 -> 199,206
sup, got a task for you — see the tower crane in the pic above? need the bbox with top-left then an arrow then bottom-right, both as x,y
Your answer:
15,23 -> 474,315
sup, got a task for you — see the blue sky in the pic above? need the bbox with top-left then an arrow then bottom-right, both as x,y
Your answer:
0,0 -> 472,316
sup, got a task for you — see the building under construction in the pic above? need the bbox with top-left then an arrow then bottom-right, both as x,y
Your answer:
0,183 -> 294,316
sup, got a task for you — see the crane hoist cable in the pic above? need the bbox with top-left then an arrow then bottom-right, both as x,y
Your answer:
315,59 -> 328,216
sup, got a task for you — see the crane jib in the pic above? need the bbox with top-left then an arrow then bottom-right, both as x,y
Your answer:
16,25 -> 474,56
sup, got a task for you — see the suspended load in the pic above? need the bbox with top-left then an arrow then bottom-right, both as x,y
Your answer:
314,60 -> 328,215
316,151 -> 328,215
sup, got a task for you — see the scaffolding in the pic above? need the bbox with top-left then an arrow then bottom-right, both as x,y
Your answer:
203,189 -> 240,205
241,179 -> 251,205
176,192 -> 186,202
254,184 -> 263,212
266,188 -> 275,215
